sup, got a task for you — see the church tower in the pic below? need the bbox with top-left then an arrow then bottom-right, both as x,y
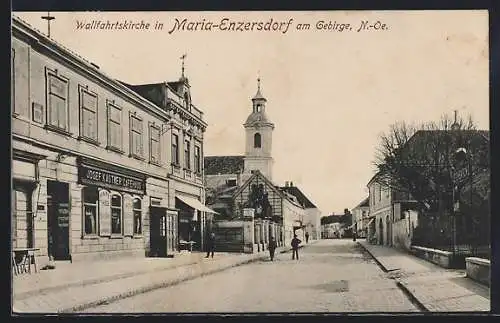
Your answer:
243,77 -> 275,180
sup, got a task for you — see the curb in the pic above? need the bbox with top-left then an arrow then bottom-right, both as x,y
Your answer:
356,242 -> 429,312
60,253 -> 269,313
15,259 -> 201,300
356,241 -> 390,272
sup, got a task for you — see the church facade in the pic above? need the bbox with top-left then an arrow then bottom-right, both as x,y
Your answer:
204,79 -> 321,251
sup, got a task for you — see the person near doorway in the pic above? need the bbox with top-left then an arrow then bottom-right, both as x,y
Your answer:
268,236 -> 277,261
291,234 -> 301,260
305,232 -> 309,244
205,232 -> 216,258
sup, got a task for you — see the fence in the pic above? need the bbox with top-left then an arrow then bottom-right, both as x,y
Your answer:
412,209 -> 490,259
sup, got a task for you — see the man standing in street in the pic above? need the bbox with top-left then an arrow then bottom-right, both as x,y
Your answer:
291,234 -> 302,260
305,232 -> 309,244
268,236 -> 277,261
205,232 -> 216,258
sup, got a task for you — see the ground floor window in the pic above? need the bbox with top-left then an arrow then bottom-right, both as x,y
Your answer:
133,197 -> 142,235
111,193 -> 122,235
83,186 -> 99,235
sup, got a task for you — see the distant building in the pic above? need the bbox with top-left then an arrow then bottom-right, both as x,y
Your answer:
351,197 -> 370,238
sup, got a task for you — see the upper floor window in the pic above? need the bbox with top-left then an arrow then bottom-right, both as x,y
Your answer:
184,139 -> 191,170
194,145 -> 201,173
46,71 -> 69,132
79,86 -> 98,143
172,133 -> 179,165
254,133 -> 262,148
107,102 -> 122,152
129,113 -> 144,159
149,123 -> 161,165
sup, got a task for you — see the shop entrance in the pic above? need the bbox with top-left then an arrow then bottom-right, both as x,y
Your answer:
150,207 -> 177,257
47,180 -> 71,261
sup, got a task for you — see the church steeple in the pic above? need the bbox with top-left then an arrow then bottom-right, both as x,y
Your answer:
243,74 -> 275,181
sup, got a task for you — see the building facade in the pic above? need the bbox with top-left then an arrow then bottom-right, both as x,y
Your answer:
351,197 -> 369,238
204,79 -> 316,251
11,17 -> 212,266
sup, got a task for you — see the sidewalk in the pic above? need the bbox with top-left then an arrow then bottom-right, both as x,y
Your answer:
13,243 -> 312,313
357,240 -> 490,312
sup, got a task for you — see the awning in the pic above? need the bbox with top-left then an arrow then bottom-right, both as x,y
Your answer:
176,195 -> 218,214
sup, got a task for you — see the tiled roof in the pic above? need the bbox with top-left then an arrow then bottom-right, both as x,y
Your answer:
204,156 -> 244,175
280,186 -> 317,209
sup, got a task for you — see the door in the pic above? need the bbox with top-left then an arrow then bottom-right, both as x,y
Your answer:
47,181 -> 70,261
166,211 -> 178,255
150,207 -> 167,257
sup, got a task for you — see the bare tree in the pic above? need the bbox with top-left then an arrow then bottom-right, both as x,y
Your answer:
373,112 -> 489,214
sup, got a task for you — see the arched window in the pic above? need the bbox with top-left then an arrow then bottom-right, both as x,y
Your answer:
111,193 -> 122,235
133,197 -> 142,235
254,133 -> 261,148
83,186 -> 99,235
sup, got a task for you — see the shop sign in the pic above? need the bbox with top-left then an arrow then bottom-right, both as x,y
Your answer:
78,164 -> 145,195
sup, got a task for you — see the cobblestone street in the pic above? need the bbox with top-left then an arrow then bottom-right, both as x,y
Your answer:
83,240 -> 419,313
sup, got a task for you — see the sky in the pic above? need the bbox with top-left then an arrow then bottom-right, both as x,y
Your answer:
13,11 -> 489,215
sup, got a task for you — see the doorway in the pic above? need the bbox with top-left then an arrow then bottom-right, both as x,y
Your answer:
12,182 -> 35,249
47,180 -> 71,261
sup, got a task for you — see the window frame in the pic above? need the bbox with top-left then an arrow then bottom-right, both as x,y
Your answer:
78,85 -> 99,145
82,186 -> 99,237
194,145 -> 201,174
132,196 -> 143,236
171,133 -> 180,166
45,68 -> 71,135
11,48 -> 16,117
106,101 -> 124,153
110,192 -> 123,236
184,139 -> 191,170
129,112 -> 144,160
149,122 -> 162,166
254,133 -> 262,148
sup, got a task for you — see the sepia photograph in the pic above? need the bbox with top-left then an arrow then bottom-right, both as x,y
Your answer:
10,10 -> 490,314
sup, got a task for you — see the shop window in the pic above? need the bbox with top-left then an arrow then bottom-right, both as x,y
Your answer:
107,102 -> 122,152
111,193 -> 122,235
172,133 -> 179,165
133,197 -> 142,235
83,186 -> 99,235
149,124 -> 161,165
184,140 -> 191,170
130,113 -> 143,159
79,87 -> 98,143
46,71 -> 69,132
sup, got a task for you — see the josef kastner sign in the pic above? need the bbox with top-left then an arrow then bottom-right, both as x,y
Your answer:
78,164 -> 145,195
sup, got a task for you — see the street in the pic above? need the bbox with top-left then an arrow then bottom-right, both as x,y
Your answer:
83,240 -> 420,313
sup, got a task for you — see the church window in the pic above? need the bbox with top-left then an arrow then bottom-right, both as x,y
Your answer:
254,133 -> 261,148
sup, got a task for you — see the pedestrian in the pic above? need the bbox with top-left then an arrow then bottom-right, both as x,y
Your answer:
291,234 -> 301,260
268,236 -> 277,261
305,232 -> 309,244
205,232 -> 216,258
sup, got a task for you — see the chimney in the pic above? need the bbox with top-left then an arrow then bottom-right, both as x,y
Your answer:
285,181 -> 289,187
290,181 -> 294,187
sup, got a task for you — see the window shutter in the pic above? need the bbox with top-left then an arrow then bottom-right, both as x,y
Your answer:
123,194 -> 134,236
98,189 -> 111,236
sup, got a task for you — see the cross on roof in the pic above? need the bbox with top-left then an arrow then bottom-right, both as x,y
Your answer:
41,11 -> 55,38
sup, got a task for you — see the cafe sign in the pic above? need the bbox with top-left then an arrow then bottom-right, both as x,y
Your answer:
78,164 -> 146,195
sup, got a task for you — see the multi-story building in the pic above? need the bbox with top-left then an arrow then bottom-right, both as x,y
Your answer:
351,197 -> 369,238
11,16 -> 213,267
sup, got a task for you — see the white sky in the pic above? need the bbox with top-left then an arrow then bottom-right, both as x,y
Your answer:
13,11 -> 489,215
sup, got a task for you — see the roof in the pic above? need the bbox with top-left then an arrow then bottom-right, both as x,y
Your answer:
244,111 -> 273,126
280,186 -> 318,209
353,197 -> 369,209
204,156 -> 244,175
